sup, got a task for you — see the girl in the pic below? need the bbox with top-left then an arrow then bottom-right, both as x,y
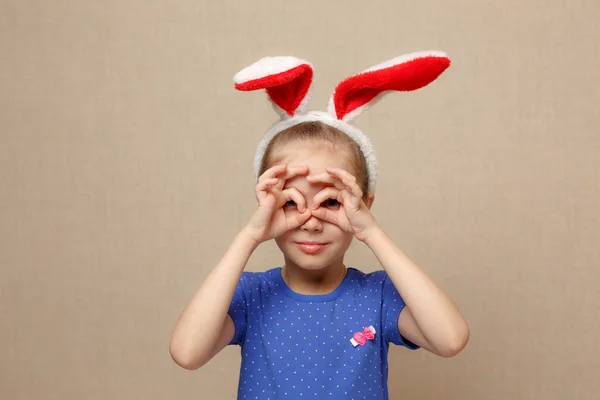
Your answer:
170,52 -> 469,399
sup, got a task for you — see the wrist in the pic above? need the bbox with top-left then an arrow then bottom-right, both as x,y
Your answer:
362,224 -> 386,247
238,226 -> 263,250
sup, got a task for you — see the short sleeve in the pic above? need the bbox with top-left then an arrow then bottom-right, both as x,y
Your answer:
381,274 -> 420,350
227,272 -> 249,346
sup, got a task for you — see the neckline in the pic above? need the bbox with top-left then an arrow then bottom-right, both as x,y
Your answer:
273,267 -> 354,303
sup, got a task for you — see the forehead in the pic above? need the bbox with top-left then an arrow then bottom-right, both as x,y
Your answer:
275,140 -> 355,175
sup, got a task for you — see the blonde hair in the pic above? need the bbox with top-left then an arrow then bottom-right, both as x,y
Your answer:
258,121 -> 370,201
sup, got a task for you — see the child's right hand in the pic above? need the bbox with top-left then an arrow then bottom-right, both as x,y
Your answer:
243,164 -> 311,245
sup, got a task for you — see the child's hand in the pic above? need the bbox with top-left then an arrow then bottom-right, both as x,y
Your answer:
307,166 -> 378,242
243,164 -> 312,246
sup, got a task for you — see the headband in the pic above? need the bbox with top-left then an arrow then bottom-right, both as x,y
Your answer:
233,51 -> 451,193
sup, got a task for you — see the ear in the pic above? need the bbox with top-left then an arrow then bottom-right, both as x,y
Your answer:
234,56 -> 313,119
327,51 -> 451,122
365,193 -> 375,209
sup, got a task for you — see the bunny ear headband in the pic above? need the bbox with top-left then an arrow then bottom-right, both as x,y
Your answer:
234,51 -> 451,193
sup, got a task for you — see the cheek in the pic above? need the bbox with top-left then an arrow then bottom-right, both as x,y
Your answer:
273,236 -> 287,255
274,231 -> 290,245
326,224 -> 354,243
341,232 -> 354,247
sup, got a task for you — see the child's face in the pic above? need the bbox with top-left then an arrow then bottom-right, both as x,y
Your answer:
273,140 -> 357,271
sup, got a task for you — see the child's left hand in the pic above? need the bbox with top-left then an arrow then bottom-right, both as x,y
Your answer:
307,166 -> 378,242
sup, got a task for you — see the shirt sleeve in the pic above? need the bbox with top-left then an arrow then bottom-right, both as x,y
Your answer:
227,272 -> 249,346
381,273 -> 420,350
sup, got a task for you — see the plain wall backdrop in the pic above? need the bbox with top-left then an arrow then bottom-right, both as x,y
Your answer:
1,0 -> 599,399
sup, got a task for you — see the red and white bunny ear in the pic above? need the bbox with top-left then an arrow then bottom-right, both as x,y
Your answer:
328,51 -> 451,122
234,56 -> 313,119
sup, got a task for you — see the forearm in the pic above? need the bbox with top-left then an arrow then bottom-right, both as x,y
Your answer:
364,226 -> 469,354
169,230 -> 258,367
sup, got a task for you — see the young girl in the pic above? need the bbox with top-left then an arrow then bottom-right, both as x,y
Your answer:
170,51 -> 469,399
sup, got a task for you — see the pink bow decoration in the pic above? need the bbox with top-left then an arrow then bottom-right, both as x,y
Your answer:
350,326 -> 376,347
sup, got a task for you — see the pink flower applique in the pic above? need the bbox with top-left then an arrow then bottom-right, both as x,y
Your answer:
350,326 -> 376,347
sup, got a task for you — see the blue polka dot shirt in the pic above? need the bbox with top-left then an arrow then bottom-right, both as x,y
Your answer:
227,267 -> 419,399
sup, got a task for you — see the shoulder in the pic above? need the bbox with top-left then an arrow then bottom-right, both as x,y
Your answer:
239,267 -> 281,284
341,268 -> 392,297
236,267 -> 283,297
347,268 -> 389,286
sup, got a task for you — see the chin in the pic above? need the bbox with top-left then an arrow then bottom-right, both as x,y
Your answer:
292,257 -> 331,271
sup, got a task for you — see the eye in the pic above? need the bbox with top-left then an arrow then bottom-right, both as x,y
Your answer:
322,199 -> 341,209
284,200 -> 297,209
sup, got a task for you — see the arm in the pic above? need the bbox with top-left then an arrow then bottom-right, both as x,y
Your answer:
169,231 -> 257,370
364,227 -> 469,357
306,166 -> 468,357
169,164 -> 311,370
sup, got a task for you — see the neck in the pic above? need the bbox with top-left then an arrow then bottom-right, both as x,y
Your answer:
281,258 -> 347,295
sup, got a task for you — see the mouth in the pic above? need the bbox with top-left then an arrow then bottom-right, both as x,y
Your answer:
294,241 -> 329,254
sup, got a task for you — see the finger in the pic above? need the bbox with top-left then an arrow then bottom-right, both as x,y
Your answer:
283,165 -> 309,180
287,209 -> 312,229
326,166 -> 363,199
258,164 -> 287,183
255,177 -> 279,192
305,173 -> 346,190
325,166 -> 356,182
264,165 -> 307,191
310,206 -> 339,226
342,178 -> 362,200
281,187 -> 307,212
310,187 -> 342,210
274,165 -> 308,190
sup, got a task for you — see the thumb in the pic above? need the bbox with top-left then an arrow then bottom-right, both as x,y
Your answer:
310,207 -> 337,225
289,209 -> 312,228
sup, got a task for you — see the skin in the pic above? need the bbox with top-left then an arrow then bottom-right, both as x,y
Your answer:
169,140 -> 469,371
272,142 -> 369,295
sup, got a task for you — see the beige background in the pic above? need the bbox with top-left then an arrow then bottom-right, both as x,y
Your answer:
1,0 -> 599,399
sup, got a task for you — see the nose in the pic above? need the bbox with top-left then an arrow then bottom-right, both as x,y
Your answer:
300,214 -> 323,232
